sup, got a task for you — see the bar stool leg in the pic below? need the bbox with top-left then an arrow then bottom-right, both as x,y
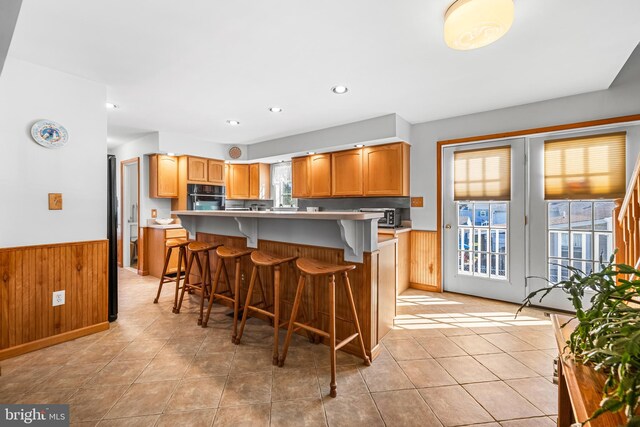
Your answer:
231,257 -> 242,343
329,273 -> 337,398
175,251 -> 195,314
272,265 -> 281,365
153,246 -> 173,304
279,274 -> 306,367
202,259 -> 223,328
172,246 -> 185,313
342,272 -> 371,366
198,252 -> 211,326
193,252 -> 205,325
235,265 -> 259,344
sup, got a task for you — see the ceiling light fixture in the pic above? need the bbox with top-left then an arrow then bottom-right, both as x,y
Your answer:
226,120 -> 240,126
106,102 -> 119,109
355,144 -> 364,148
444,0 -> 514,50
269,107 -> 283,113
331,85 -> 349,94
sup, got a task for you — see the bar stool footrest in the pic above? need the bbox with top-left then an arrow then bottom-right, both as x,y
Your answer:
335,333 -> 359,351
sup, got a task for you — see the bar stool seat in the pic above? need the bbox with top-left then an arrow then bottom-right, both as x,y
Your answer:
235,251 -> 298,365
280,257 -> 370,398
175,241 -> 222,325
202,246 -> 253,342
153,238 -> 189,312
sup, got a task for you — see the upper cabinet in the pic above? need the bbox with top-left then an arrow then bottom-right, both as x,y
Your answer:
363,142 -> 410,196
332,148 -> 363,196
309,154 -> 332,197
291,142 -> 410,198
187,157 -> 208,182
249,163 -> 271,200
207,159 -> 225,185
292,156 -> 311,198
227,164 -> 250,199
149,154 -> 179,198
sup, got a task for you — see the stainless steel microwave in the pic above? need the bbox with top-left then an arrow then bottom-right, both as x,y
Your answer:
360,208 -> 401,228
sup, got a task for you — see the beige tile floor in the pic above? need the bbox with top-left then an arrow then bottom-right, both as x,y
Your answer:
0,269 -> 560,426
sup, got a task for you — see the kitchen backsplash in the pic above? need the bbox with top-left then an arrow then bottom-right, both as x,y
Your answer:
225,199 -> 275,210
297,197 -> 411,220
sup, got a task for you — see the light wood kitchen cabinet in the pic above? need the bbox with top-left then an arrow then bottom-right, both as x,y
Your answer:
363,142 -> 410,196
207,159 -> 225,185
227,164 -> 251,199
331,148 -> 363,196
309,154 -> 332,197
187,157 -> 208,182
147,227 -> 188,278
292,156 -> 311,198
249,163 -> 271,199
149,154 -> 179,198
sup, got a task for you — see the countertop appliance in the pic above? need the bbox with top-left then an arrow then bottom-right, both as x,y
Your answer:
360,208 -> 401,228
188,184 -> 225,211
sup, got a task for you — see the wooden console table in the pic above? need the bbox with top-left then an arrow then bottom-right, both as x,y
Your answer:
552,314 -> 628,427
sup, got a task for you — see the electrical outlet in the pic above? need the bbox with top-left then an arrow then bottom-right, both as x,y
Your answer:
52,290 -> 65,307
151,209 -> 157,218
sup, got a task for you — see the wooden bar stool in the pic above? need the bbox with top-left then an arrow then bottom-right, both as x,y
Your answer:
175,241 -> 222,325
279,257 -> 371,398
235,251 -> 298,365
202,246 -> 253,343
153,238 -> 189,313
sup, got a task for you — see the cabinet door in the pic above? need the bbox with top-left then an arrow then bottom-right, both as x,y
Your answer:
187,157 -> 208,182
331,148 -> 363,196
249,163 -> 260,199
157,155 -> 178,197
310,154 -> 332,197
207,159 -> 225,185
292,157 -> 311,198
229,164 -> 250,199
363,143 -> 408,196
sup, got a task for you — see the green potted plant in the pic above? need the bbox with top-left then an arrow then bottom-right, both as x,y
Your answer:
520,254 -> 640,426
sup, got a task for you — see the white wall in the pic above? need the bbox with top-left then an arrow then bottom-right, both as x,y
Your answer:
0,57 -> 107,247
159,131 -> 233,160
410,46 -> 640,231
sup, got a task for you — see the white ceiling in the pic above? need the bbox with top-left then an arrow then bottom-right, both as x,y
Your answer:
8,0 -> 640,147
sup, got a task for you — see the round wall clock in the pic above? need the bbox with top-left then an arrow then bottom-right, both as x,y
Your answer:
31,120 -> 69,149
228,146 -> 242,159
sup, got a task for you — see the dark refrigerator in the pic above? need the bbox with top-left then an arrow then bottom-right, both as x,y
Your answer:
107,154 -> 118,321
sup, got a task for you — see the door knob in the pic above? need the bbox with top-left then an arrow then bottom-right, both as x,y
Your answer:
445,224 -> 452,229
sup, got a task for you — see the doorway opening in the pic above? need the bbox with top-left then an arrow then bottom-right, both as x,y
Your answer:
120,158 -> 140,272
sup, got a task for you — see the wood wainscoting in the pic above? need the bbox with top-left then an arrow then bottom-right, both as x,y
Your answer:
193,233 -> 394,360
409,230 -> 440,292
0,240 -> 110,360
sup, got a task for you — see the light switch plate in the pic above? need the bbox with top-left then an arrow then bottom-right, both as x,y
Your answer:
53,290 -> 65,306
151,209 -> 157,218
48,193 -> 63,210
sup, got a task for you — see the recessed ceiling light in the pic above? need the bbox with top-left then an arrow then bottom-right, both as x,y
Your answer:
307,151 -> 316,155
269,107 -> 283,113
355,144 -> 364,148
226,120 -> 240,126
444,0 -> 514,50
106,102 -> 119,109
331,85 -> 348,94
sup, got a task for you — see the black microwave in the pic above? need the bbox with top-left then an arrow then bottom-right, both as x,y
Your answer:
360,208 -> 401,228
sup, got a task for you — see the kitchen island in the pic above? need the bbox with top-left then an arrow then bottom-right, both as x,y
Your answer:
173,209 -> 394,360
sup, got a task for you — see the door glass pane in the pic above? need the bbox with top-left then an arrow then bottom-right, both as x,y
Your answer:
594,232 -> 613,263
459,251 -> 472,273
570,202 -> 592,230
490,203 -> 507,227
572,260 -> 593,275
474,253 -> 488,276
474,203 -> 490,227
491,254 -> 507,278
571,232 -> 591,260
459,203 -> 473,226
548,202 -> 569,230
491,229 -> 507,253
459,228 -> 472,250
594,201 -> 615,231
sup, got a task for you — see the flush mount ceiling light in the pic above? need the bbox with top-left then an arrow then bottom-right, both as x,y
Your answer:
331,85 -> 349,94
106,102 -> 119,109
269,107 -> 283,113
226,120 -> 240,126
444,0 -> 514,50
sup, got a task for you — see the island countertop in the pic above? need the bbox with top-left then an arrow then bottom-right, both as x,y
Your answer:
171,210 -> 384,221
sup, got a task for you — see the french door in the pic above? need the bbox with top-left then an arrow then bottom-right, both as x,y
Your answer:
443,139 -> 527,303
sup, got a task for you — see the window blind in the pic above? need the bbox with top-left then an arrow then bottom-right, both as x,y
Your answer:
454,146 -> 511,201
544,132 -> 626,200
